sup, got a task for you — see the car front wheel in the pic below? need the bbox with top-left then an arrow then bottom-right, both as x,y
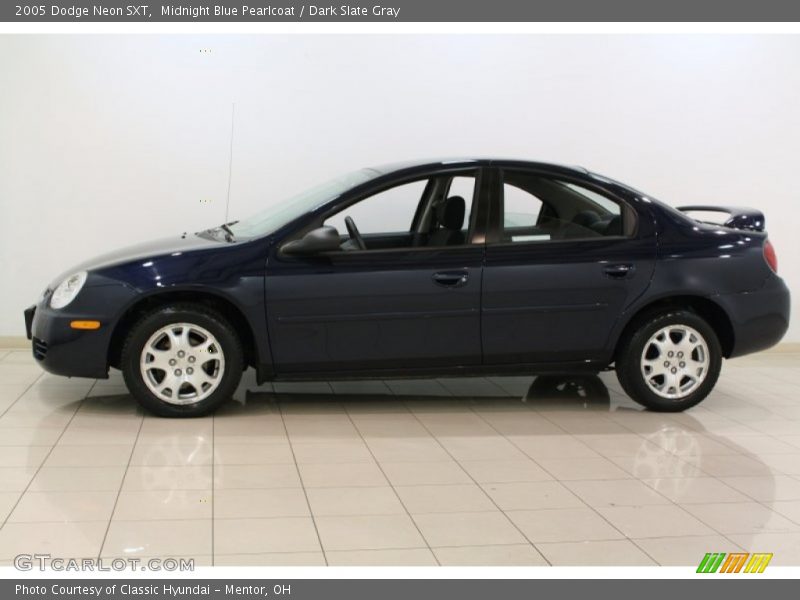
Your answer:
121,304 -> 244,417
616,309 -> 722,412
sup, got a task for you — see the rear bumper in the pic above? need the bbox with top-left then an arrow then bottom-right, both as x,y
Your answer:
713,274 -> 791,358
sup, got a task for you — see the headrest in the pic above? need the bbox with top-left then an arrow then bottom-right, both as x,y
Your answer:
437,196 -> 466,231
605,215 -> 622,236
572,210 -> 600,228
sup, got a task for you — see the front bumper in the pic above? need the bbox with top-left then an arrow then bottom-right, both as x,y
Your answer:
26,301 -> 111,379
714,274 -> 791,358
24,283 -> 136,379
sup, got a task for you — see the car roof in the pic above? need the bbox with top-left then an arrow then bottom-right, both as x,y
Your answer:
366,158 -> 590,177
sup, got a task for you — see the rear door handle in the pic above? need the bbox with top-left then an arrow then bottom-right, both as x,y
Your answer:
603,263 -> 634,279
432,270 -> 469,288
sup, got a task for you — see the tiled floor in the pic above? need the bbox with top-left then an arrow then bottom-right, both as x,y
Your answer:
1,347 -> 799,566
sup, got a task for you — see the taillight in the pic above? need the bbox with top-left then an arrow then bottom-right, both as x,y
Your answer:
763,239 -> 778,273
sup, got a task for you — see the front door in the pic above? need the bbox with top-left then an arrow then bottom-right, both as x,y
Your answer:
265,169 -> 487,374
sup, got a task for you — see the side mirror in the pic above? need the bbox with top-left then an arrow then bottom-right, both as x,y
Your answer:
281,226 -> 341,256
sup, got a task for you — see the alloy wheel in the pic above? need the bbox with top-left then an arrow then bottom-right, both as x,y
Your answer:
139,323 -> 225,405
640,324 -> 709,400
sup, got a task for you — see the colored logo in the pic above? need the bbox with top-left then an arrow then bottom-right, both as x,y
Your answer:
697,552 -> 773,573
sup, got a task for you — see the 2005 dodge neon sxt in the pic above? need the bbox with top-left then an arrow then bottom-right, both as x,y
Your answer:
24,159 -> 790,417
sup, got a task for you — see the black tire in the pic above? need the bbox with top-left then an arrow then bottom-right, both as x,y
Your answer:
616,309 -> 722,412
121,303 -> 244,417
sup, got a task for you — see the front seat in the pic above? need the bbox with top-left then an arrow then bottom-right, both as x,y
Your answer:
428,195 -> 466,246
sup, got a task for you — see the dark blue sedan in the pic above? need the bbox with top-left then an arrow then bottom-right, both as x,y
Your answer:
24,159 -> 790,417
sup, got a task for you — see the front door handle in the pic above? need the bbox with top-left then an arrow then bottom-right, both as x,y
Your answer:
432,270 -> 469,288
603,263 -> 635,279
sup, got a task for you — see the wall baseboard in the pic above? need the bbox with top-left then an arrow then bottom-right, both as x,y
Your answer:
759,342 -> 800,353
0,336 -> 30,348
2,336 -> 800,353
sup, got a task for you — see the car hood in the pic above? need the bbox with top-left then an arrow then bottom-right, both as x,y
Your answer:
48,234 -> 227,288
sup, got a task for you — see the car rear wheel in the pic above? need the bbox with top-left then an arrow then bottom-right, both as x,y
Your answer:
121,304 -> 244,417
616,309 -> 722,412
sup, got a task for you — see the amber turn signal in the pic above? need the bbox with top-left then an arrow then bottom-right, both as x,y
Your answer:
70,320 -> 101,330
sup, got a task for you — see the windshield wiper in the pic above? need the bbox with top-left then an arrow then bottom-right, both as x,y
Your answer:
220,223 -> 234,241
219,221 -> 238,242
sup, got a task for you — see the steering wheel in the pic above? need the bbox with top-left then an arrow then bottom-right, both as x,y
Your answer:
344,216 -> 366,250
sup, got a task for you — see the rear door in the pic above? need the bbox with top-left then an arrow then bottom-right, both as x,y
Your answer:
481,167 -> 657,365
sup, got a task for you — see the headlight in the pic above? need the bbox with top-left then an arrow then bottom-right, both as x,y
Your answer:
50,271 -> 88,309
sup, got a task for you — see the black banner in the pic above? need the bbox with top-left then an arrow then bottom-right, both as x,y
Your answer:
4,0 -> 800,22
4,579 -> 800,600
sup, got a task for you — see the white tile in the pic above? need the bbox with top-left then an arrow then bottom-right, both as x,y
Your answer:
396,484 -> 495,514
0,427 -> 62,446
123,466 -> 212,491
538,539 -> 656,566
0,446 -> 51,468
641,477 -> 750,504
364,438 -> 452,462
434,544 -> 547,566
565,479 -> 671,507
633,535 -> 744,566
381,461 -> 471,486
507,508 -> 623,543
326,548 -> 436,566
482,481 -> 584,511
719,476 -> 800,502
0,467 -> 37,492
214,488 -> 309,518
131,441 -> 213,467
726,532 -> 800,566
413,512 -> 526,547
212,443 -> 294,465
458,459 -> 552,483
0,522 -> 107,559
299,462 -> 387,488
8,490 -> 117,523
30,467 -> 126,492
45,445 -> 132,467
608,454 -> 705,479
315,514 -> 425,551
0,492 -> 20,521
113,489 -> 212,521
103,519 -> 211,557
213,464 -> 301,490
291,440 -> 374,464
214,517 -> 321,555
596,505 -> 715,538
694,454 -> 777,478
772,500 -> 800,524
536,457 -> 632,481
437,436 -> 528,461
508,435 -> 599,459
214,552 -> 325,566
306,486 -> 404,517
681,502 -> 800,534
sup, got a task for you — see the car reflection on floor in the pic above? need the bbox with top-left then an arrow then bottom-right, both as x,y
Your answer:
1,348 -> 798,567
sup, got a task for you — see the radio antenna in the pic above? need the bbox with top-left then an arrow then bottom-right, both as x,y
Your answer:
224,102 -> 236,223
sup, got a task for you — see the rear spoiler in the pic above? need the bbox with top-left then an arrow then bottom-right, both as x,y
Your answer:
676,205 -> 765,232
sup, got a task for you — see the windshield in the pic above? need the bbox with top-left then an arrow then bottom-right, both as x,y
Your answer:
227,168 -> 379,239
